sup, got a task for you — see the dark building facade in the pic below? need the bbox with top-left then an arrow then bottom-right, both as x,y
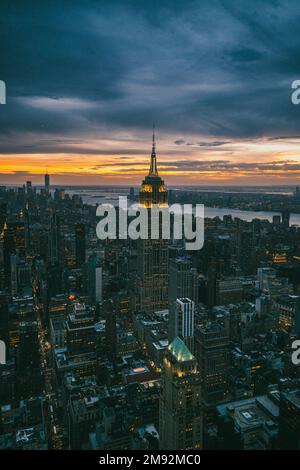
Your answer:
159,337 -> 203,450
75,223 -> 86,268
279,389 -> 300,450
195,322 -> 230,406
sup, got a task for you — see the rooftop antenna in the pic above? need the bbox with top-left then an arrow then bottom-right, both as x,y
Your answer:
149,123 -> 158,176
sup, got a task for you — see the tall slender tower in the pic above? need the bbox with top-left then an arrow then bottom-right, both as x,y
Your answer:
137,129 -> 168,313
45,170 -> 50,196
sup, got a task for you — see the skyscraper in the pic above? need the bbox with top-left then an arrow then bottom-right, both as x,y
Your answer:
195,322 -> 230,406
169,257 -> 196,342
170,298 -> 195,353
17,321 -> 42,398
88,254 -> 103,304
0,202 -> 7,231
45,171 -> 50,196
0,292 -> 8,350
281,210 -> 290,229
237,229 -> 254,275
75,223 -> 86,268
50,213 -> 61,264
26,181 -> 32,195
66,302 -> 96,357
159,337 -> 203,450
169,257 -> 196,306
137,130 -> 168,313
104,299 -> 117,362
279,389 -> 300,450
1,223 -> 12,289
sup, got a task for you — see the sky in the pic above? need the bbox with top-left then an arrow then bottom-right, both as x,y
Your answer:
1,0 -> 300,186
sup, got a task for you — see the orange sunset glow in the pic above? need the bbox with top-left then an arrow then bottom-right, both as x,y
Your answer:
2,135 -> 300,186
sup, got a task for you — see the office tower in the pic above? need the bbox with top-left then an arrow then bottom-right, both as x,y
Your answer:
17,321 -> 42,398
24,205 -> 31,253
75,223 -> 86,268
1,221 -> 26,275
216,277 -> 243,305
169,257 -> 197,343
136,131 -> 168,313
10,253 -> 18,296
281,210 -> 290,229
50,213 -> 61,264
13,221 -> 26,258
0,291 -> 8,349
18,321 -> 40,369
195,322 -> 230,406
95,266 -> 103,304
104,299 -> 117,362
273,215 -> 281,226
295,299 -> 300,334
66,302 -> 96,357
45,171 -> 50,195
255,294 -> 272,317
274,294 -> 300,331
213,234 -> 233,276
0,219 -> 25,292
0,202 -> 7,230
1,222 -> 15,290
169,256 -> 195,307
257,267 -> 277,291
26,181 -> 32,195
88,254 -> 103,304
48,294 -> 68,320
279,389 -> 300,449
237,229 -> 254,274
169,298 -> 195,353
12,258 -> 31,297
159,337 -> 203,450
47,263 -> 63,301
207,259 -> 217,307
54,188 -> 65,201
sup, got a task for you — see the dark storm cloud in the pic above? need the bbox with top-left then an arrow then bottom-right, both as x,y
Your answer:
1,0 -> 300,153
174,140 -> 231,147
268,136 -> 300,141
229,48 -> 264,63
197,141 -> 231,147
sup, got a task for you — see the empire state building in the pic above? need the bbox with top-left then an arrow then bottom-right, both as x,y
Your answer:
136,130 -> 169,313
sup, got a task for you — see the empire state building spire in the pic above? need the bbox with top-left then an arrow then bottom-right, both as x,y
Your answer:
149,125 -> 158,176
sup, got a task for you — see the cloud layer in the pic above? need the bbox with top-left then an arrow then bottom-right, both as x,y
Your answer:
1,0 -> 300,184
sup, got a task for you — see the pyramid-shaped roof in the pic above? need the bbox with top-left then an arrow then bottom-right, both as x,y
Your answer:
168,337 -> 194,362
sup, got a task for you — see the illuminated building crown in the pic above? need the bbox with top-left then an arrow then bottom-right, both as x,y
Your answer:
139,127 -> 168,208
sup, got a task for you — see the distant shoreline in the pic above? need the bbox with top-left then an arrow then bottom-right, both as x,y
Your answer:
0,184 -> 296,196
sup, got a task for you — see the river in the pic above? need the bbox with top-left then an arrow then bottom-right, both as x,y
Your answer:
65,188 -> 300,226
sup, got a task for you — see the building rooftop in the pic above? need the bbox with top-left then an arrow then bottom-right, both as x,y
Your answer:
153,339 -> 168,351
177,297 -> 192,304
282,389 -> 300,408
217,391 -> 280,433
168,337 -> 194,362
